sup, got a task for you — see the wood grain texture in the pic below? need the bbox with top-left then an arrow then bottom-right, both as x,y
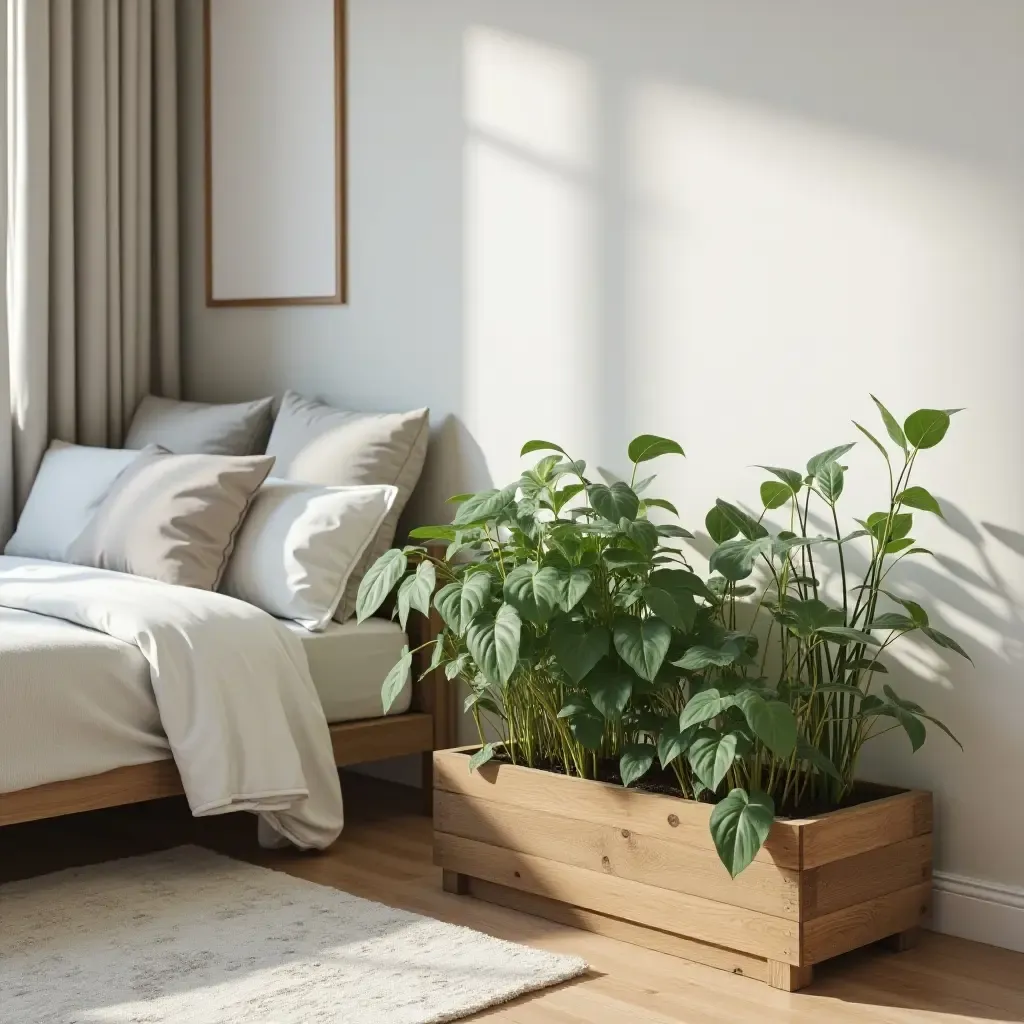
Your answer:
436,790 -> 801,919
434,748 -> 801,869
434,832 -> 801,963
798,791 -> 932,869
803,833 -> 932,918
801,883 -> 932,965
2,775 -> 1021,1023
465,877 -> 770,983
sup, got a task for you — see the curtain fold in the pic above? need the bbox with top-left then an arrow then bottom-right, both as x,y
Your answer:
1,0 -> 180,544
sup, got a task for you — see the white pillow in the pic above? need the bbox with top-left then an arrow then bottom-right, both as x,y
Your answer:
220,479 -> 398,630
4,441 -> 140,561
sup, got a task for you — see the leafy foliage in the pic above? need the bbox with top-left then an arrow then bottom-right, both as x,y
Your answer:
358,403 -> 968,878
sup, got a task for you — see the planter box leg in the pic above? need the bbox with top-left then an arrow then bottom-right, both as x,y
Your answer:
442,869 -> 469,895
767,962 -> 813,992
881,927 -> 922,953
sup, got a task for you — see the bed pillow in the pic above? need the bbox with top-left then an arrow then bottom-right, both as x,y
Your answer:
265,391 -> 429,622
4,441 -> 141,561
125,394 -> 275,456
68,446 -> 274,591
220,480 -> 398,630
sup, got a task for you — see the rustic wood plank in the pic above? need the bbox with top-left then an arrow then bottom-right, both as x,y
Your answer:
798,790 -> 932,869
466,877 -> 770,983
436,790 -> 801,919
331,713 -> 435,766
767,961 -> 813,991
802,833 -> 932,917
434,831 -> 801,963
801,882 -> 931,965
433,748 -> 801,870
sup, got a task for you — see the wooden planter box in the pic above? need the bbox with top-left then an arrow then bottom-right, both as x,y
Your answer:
433,746 -> 932,991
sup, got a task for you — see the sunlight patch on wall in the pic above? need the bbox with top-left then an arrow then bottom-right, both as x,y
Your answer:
463,28 -> 599,487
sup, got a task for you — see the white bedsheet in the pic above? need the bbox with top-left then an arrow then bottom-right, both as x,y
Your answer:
0,557 -> 343,849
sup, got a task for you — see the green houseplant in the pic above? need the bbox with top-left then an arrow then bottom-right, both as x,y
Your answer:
358,400 -> 967,879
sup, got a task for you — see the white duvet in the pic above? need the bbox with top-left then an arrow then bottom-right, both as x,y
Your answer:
0,557 -> 343,849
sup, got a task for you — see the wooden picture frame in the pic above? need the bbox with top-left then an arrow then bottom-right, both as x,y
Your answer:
203,0 -> 347,306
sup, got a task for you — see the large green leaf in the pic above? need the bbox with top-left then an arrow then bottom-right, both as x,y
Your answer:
619,743 -> 656,787
733,692 -> 797,757
896,486 -> 943,518
627,434 -> 685,463
709,788 -> 775,878
585,659 -> 634,718
557,567 -> 592,612
466,604 -> 521,684
709,537 -> 772,581
434,572 -> 492,634
453,484 -> 518,526
356,548 -> 408,622
672,641 -> 742,671
871,395 -> 907,452
381,646 -> 413,712
602,547 -> 650,570
687,728 -> 749,791
713,499 -> 767,540
407,525 -> 457,541
396,560 -> 435,629
904,408 -> 950,449
550,619 -> 609,682
589,481 -> 640,523
760,481 -> 792,510
657,718 -> 697,769
775,597 -> 843,638
705,505 -> 739,544
558,697 -> 605,749
860,694 -> 926,751
642,586 -> 695,632
806,444 -> 855,479
613,617 -> 672,681
869,612 -> 917,630
816,625 -> 881,647
867,511 -> 913,542
503,564 -> 562,623
816,462 -> 845,504
648,568 -> 715,603
622,518 -> 658,553
678,688 -> 738,731
643,497 -> 679,516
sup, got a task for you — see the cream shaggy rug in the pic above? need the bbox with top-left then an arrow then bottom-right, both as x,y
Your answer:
1,846 -> 587,1024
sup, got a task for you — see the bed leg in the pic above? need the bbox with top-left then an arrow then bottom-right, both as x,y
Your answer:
443,869 -> 469,895
881,927 -> 922,953
420,750 -> 434,816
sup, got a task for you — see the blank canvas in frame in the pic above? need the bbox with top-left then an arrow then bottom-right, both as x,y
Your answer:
205,0 -> 346,305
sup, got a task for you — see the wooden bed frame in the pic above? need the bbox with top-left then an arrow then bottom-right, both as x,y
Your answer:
0,606 -> 456,828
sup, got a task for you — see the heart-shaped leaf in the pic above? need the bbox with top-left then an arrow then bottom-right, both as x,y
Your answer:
687,728 -> 749,791
678,688 -> 738,731
613,617 -> 672,681
381,646 -> 412,713
396,560 -> 435,629
557,567 -> 592,612
904,409 -> 950,450
709,788 -> 775,878
619,743 -> 656,787
806,444 -> 855,479
734,692 -> 797,757
589,481 -> 640,523
705,505 -> 740,544
657,718 -> 697,769
649,568 -> 715,604
356,548 -> 408,623
503,564 -> 562,623
760,481 -> 792,509
643,496 -> 679,516
672,641 -> 742,671
550,619 -> 609,682
713,499 -> 768,540
521,439 -> 567,457
585,659 -> 634,719
709,537 -> 773,581
755,466 -> 804,493
816,462 -> 844,504
453,484 -> 518,526
642,586 -> 695,632
627,434 -> 685,463
816,626 -> 881,647
466,604 -> 521,684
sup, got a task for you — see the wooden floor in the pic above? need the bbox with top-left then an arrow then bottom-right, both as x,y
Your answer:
3,774 -> 1022,1023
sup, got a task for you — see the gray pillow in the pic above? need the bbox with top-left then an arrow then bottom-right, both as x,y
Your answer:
68,446 -> 275,591
265,391 -> 429,621
125,395 -> 274,456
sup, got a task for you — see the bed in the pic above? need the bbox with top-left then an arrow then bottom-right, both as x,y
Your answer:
0,572 -> 453,830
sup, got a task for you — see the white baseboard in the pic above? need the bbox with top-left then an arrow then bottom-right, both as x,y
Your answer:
932,872 -> 1024,953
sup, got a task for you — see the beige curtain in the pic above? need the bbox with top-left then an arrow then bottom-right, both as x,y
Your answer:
0,0 -> 180,543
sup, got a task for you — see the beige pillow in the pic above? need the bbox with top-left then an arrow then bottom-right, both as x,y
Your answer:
68,446 -> 275,591
265,391 -> 429,621
125,395 -> 275,456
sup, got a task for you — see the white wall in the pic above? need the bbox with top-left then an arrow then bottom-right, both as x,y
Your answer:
178,0 -> 1024,947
